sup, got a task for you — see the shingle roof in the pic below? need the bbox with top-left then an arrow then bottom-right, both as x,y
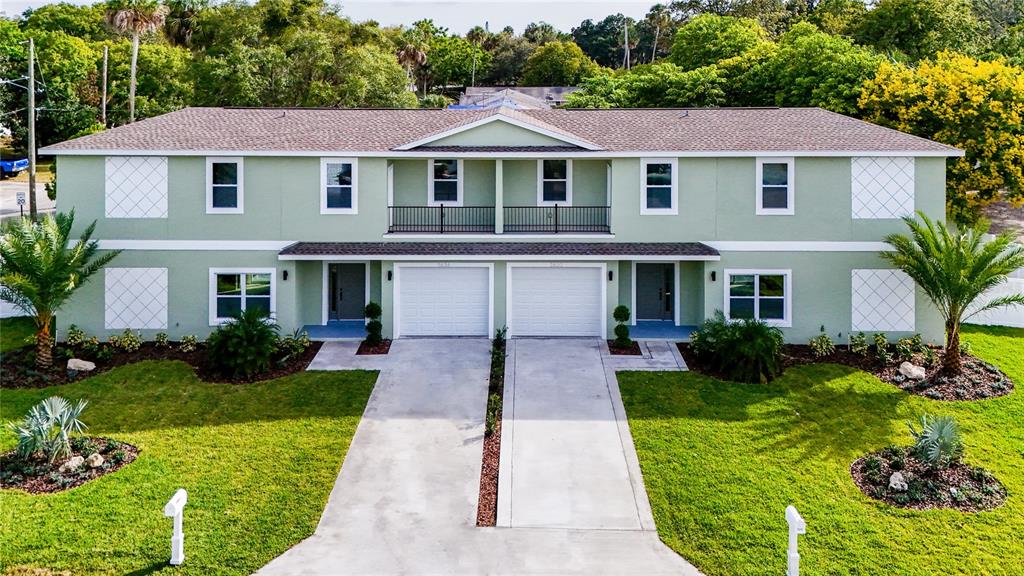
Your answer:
278,241 -> 720,258
39,106 -> 962,155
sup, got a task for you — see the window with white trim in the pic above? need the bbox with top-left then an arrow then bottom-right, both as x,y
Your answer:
206,157 -> 243,213
640,158 -> 678,215
320,158 -> 357,214
537,159 -> 572,205
429,159 -> 462,206
725,269 -> 791,326
209,269 -> 275,324
756,158 -> 794,215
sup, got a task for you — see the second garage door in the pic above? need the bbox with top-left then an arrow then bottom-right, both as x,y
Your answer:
397,265 -> 490,337
508,265 -> 604,337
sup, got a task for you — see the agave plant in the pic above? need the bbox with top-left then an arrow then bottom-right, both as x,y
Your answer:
908,414 -> 963,469
8,396 -> 89,463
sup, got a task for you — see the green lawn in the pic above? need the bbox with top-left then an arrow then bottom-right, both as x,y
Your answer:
0,317 -> 35,353
619,325 -> 1023,576
0,361 -> 377,575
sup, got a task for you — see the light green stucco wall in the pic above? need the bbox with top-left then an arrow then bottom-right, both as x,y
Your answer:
425,121 -> 570,147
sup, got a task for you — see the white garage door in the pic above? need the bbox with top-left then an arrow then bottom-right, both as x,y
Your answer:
397,265 -> 490,336
509,266 -> 604,337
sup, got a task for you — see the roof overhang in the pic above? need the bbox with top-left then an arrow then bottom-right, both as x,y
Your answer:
277,241 -> 720,261
391,113 -> 604,151
39,149 -> 965,158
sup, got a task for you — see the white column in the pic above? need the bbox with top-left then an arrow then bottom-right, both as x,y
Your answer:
495,159 -> 504,234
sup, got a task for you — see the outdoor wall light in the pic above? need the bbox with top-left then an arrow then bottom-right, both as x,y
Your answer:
387,270 -> 393,281
282,270 -> 288,281
711,271 -> 717,282
608,270 -> 614,282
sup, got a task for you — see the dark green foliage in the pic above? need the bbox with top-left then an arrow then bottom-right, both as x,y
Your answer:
613,305 -> 631,323
690,311 -> 784,383
612,305 -> 632,349
485,393 -> 502,436
205,308 -> 280,378
364,301 -> 383,346
493,326 -> 507,349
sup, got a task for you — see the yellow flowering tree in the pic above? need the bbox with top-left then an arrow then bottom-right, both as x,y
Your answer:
859,52 -> 1024,222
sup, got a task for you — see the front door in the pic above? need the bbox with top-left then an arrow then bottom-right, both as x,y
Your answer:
328,263 -> 366,320
636,263 -> 674,320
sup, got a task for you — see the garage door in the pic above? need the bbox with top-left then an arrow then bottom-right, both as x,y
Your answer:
397,265 -> 490,336
508,266 -> 604,337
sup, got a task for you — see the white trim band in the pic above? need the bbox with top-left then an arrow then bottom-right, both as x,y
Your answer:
40,149 -> 965,158
705,241 -> 892,252
98,240 -> 295,251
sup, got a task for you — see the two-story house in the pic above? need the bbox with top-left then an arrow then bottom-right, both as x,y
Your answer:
40,106 -> 962,344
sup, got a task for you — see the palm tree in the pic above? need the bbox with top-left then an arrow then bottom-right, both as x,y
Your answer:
882,212 -> 1024,373
397,42 -> 428,94
105,0 -> 169,123
164,0 -> 206,47
0,211 -> 121,369
645,4 -> 672,63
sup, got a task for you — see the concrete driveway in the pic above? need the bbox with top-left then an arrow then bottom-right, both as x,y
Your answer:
259,338 -> 699,575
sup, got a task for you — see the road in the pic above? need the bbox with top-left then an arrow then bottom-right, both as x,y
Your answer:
0,181 -> 56,219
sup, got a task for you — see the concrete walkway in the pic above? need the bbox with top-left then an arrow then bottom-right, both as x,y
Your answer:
260,338 -> 699,575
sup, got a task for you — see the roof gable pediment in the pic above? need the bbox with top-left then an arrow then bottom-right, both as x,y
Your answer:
394,111 -> 603,151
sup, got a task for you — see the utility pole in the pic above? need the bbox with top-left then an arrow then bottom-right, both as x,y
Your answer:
101,45 -> 108,127
27,37 -> 37,220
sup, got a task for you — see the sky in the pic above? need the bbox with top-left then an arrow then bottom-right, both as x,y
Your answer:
0,0 -> 654,34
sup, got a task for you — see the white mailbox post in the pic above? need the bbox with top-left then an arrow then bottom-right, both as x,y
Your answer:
785,505 -> 806,576
163,489 -> 188,565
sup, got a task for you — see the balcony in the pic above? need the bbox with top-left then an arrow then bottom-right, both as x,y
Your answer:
387,205 -> 611,234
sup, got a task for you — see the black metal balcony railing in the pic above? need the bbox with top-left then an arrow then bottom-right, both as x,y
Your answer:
503,205 -> 610,234
388,205 -> 495,233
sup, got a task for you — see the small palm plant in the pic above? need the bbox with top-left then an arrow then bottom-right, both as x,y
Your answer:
908,414 -> 963,470
8,397 -> 89,464
0,211 -> 121,369
882,212 -> 1024,374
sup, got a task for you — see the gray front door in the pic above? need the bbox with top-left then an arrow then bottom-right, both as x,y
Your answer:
329,263 -> 366,320
636,263 -> 673,320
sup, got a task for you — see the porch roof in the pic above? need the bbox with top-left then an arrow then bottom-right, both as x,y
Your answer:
278,242 -> 720,261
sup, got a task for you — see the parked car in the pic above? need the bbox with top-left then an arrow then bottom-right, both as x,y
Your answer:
0,155 -> 29,179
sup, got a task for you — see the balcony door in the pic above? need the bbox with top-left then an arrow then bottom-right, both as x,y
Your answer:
328,263 -> 366,321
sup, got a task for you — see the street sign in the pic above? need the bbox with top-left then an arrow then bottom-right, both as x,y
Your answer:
16,191 -> 26,206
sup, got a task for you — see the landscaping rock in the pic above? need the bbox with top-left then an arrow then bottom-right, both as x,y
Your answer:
59,455 -> 85,473
86,453 -> 104,468
889,471 -> 908,492
899,362 -> 926,381
67,358 -> 96,372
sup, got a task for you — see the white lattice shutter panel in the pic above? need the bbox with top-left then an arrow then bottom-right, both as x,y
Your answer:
851,269 -> 915,331
105,268 -> 168,329
851,157 -> 914,219
105,157 -> 168,218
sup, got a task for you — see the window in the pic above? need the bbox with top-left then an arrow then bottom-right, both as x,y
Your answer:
320,158 -> 358,214
725,269 -> 791,327
756,157 -> 794,215
640,158 -> 678,215
537,159 -> 572,205
209,269 -> 275,325
206,157 -> 243,213
429,159 -> 462,206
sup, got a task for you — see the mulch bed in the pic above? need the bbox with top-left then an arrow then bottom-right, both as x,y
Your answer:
356,339 -> 392,355
477,339 -> 506,527
607,340 -> 642,355
851,446 -> 1006,512
1,341 -> 322,389
1,437 -> 139,495
677,342 -> 1014,400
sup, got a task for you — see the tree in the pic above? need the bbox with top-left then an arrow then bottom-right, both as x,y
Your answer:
427,35 -> 491,88
335,45 -> 418,107
805,0 -> 869,36
0,212 -> 120,370
881,213 -> 1024,374
163,0 -> 207,47
22,2 -> 113,41
108,40 -> 193,123
669,14 -> 769,71
854,0 -> 985,61
644,4 -> 675,62
572,14 -> 637,68
988,23 -> 1024,67
397,41 -> 428,92
104,0 -> 169,123
521,41 -> 600,86
859,52 -> 1024,220
564,63 -> 725,108
765,21 -> 881,114
523,21 -> 565,45
482,34 -> 536,85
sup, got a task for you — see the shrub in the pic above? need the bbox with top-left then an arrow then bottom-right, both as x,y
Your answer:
809,333 -> 835,358
874,332 -> 892,364
364,301 -> 383,346
923,346 -> 937,368
849,331 -> 869,356
205,308 -> 280,378
690,311 -> 784,383
895,337 -> 915,361
111,329 -> 141,353
910,333 -> 926,353
277,329 -> 311,360
65,325 -> 86,347
485,393 -> 502,436
493,326 -> 507,349
908,414 -> 964,469
612,305 -> 632,348
179,335 -> 198,353
959,340 -> 973,356
154,332 -> 169,347
7,396 -> 88,463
